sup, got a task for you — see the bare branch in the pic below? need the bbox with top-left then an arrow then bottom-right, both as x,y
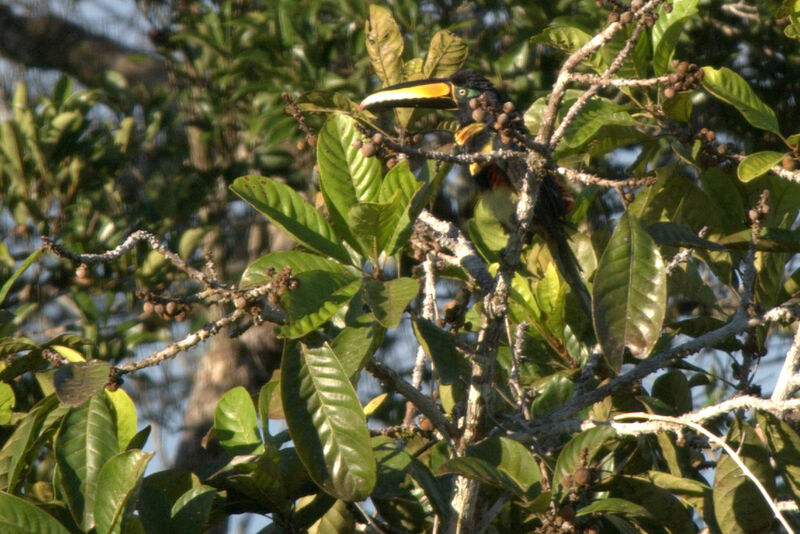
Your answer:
772,326 -> 800,401
556,166 -> 658,188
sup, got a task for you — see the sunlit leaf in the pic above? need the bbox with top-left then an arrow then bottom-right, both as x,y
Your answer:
593,212 -> 667,370
702,67 -> 781,135
737,151 -> 785,182
94,450 -> 153,534
282,343 -> 375,501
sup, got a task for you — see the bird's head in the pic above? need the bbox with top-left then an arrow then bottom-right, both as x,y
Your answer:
359,69 -> 502,127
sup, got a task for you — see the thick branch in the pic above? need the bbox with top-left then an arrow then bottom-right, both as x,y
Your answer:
0,6 -> 165,88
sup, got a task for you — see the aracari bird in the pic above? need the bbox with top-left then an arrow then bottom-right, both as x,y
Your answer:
360,70 -> 591,315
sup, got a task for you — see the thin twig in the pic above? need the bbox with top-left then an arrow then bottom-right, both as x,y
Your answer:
556,166 -> 658,188
772,325 -> 800,401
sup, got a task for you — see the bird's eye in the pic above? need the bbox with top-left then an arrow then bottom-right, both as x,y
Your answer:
457,88 -> 467,97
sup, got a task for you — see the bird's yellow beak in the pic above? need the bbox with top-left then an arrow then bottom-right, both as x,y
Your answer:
359,79 -> 457,111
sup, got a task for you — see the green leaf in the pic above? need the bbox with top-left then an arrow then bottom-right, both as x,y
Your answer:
0,395 -> 61,491
651,370 -> 692,414
94,450 -> 153,534
137,470 -> 204,534
646,222 -> 725,251
282,343 -> 375,501
308,499 -> 354,534
437,457 -> 526,497
531,375 -> 573,417
317,114 -> 382,247
559,98 -> 635,149
661,90 -> 693,122
467,437 -> 542,496
364,278 -> 419,329
53,360 -> 111,407
0,384 -> 15,425
347,195 -> 405,261
105,389 -> 138,451
365,5 -> 404,87
645,471 -> 710,513
296,91 -> 363,116
702,67 -> 781,135
605,475 -> 695,532
214,386 -> 264,456
281,275 -> 361,339
651,0 -> 699,74
530,24 -> 592,52
737,151 -> 785,182
553,426 -> 617,496
593,212 -> 667,371
577,497 -> 653,518
756,411 -> 800,506
230,176 -> 350,264
412,319 -> 469,384
0,249 -> 41,307
170,485 -> 216,534
55,393 -> 119,530
713,419 -> 776,534
241,250 -> 353,287
0,491 -> 71,534
331,314 -> 385,380
423,30 -> 468,78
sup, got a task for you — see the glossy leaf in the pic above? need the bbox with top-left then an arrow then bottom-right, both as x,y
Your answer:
713,419 -> 776,534
230,176 -> 350,264
170,485 -> 216,534
423,30 -> 468,79
364,5 -> 404,87
317,114 -> 382,246
105,389 -> 138,451
0,384 -> 14,425
241,250 -> 353,287
347,195 -> 405,261
94,450 -> 153,534
737,151 -> 785,182
652,0 -> 699,74
756,411 -> 800,504
559,98 -> 635,149
593,212 -> 667,370
281,274 -> 361,339
331,314 -> 385,380
437,456 -> 526,497
702,67 -> 781,135
214,386 -> 264,456
0,491 -> 71,534
0,395 -> 61,491
606,475 -> 695,532
282,343 -> 375,501
55,393 -> 119,530
308,499 -> 354,534
467,436 -> 542,495
53,360 -> 111,407
364,278 -> 419,329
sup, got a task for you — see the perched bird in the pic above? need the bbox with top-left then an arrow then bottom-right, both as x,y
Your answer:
360,70 -> 591,315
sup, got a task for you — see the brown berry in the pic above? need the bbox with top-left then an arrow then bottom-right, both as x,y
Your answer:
143,301 -> 154,315
412,133 -> 422,144
783,155 -> 797,171
495,113 -> 508,128
288,278 -> 300,290
234,296 -> 247,309
360,142 -> 376,157
175,311 -> 187,322
154,303 -> 166,316
620,11 -> 632,24
371,132 -> 384,145
307,134 -> 317,147
468,97 -> 480,110
608,11 -> 620,22
166,301 -> 178,316
573,466 -> 592,487
471,108 -> 487,122
561,474 -> 574,489
502,101 -> 515,113
296,140 -> 307,151
664,3 -> 673,13
418,415 -> 434,432
352,138 -> 363,149
663,87 -> 676,99
386,158 -> 396,169
705,130 -> 716,143
558,504 -> 576,522
677,61 -> 689,73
